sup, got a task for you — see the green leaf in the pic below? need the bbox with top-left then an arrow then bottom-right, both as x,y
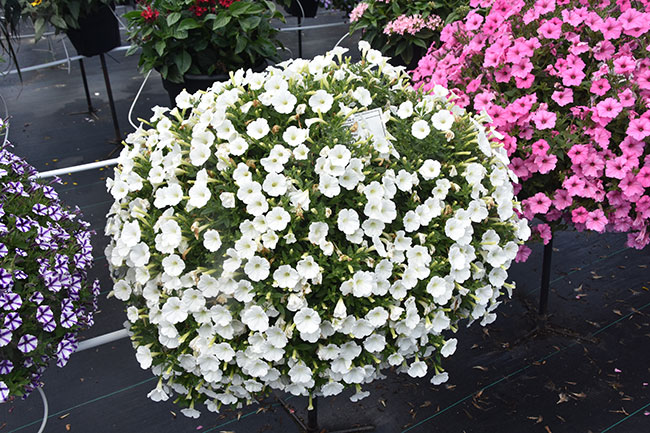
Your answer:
178,18 -> 202,32
240,16 -> 261,32
212,14 -> 232,30
174,50 -> 192,75
50,15 -> 67,30
68,1 -> 80,20
167,12 -> 181,27
154,40 -> 165,57
234,34 -> 247,54
33,18 -> 46,41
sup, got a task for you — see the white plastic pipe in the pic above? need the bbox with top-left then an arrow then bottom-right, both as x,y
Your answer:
76,329 -> 129,353
36,387 -> 48,433
33,158 -> 119,179
1,45 -> 132,76
279,21 -> 348,32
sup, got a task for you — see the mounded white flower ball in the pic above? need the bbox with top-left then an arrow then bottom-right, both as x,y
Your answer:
106,43 -> 528,416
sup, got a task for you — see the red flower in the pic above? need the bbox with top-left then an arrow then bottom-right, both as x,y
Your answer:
141,5 -> 159,23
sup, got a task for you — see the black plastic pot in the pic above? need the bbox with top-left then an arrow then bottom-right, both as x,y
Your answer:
283,0 -> 319,18
161,60 -> 269,105
66,4 -> 120,57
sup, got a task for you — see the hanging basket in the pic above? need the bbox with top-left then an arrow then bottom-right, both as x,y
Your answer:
66,4 -> 121,57
283,0 -> 319,18
161,59 -> 268,105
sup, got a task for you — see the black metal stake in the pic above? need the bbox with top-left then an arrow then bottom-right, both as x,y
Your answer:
538,236 -> 554,316
298,16 -> 303,58
99,53 -> 121,144
278,395 -> 375,433
307,396 -> 318,432
78,59 -> 97,117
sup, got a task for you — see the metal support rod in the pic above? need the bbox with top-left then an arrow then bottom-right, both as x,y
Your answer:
99,53 -> 121,143
78,59 -> 96,115
298,16 -> 303,59
539,236 -> 554,316
277,394 -> 375,433
76,329 -> 129,353
307,396 -> 318,432
36,387 -> 48,433
32,157 -> 119,179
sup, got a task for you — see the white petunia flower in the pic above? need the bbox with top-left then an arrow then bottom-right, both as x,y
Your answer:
220,192 -> 236,208
419,160 -> 441,180
273,265 -> 300,289
241,306 -> 269,332
203,230 -> 222,252
431,110 -> 455,131
337,209 -> 360,235
262,173 -> 288,197
397,101 -> 414,119
244,256 -> 270,282
247,118 -> 270,140
162,297 -> 188,324
162,254 -> 185,277
309,90 -> 334,113
266,207 -> 291,232
293,307 -> 321,334
411,120 -> 431,139
283,125 -> 309,147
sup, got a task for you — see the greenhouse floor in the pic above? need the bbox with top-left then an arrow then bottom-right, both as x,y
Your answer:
1,8 -> 649,433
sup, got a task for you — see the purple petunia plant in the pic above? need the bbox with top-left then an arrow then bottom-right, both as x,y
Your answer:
0,125 -> 99,402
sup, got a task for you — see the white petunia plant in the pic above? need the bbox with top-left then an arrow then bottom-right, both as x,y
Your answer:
105,42 -> 529,416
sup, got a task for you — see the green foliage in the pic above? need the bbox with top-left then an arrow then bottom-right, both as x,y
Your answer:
126,0 -> 284,83
348,0 -> 469,67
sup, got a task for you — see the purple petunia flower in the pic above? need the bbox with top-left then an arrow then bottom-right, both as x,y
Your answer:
0,243 -> 7,259
30,292 -> 44,305
3,312 -> 22,331
36,305 -> 53,325
17,334 -> 37,353
56,338 -> 77,367
0,360 -> 14,374
0,223 -> 7,236
42,320 -> 56,333
2,292 -> 21,310
4,181 -> 24,195
13,216 -> 33,233
32,203 -> 48,216
13,270 -> 27,280
0,328 -> 11,347
60,309 -> 78,328
41,185 -> 58,200
0,269 -> 11,290
43,273 -> 62,293
92,280 -> 101,296
14,248 -> 27,257
0,380 -> 8,402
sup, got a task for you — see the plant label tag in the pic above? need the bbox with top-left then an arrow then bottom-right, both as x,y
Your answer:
344,108 -> 387,143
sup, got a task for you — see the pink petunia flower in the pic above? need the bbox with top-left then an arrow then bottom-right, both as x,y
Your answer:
595,97 -> 623,119
571,206 -> 589,224
551,88 -> 573,106
532,110 -> 557,129
515,244 -> 532,262
526,192 -> 552,215
590,78 -> 611,96
626,117 -> 650,140
562,67 -> 585,86
585,209 -> 608,232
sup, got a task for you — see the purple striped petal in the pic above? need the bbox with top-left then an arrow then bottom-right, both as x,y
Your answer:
17,334 -> 37,353
0,329 -> 11,347
0,381 -> 8,402
3,312 -> 22,331
0,360 -> 13,375
36,305 -> 53,324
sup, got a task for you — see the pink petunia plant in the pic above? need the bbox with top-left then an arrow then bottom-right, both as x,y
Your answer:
412,0 -> 650,254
